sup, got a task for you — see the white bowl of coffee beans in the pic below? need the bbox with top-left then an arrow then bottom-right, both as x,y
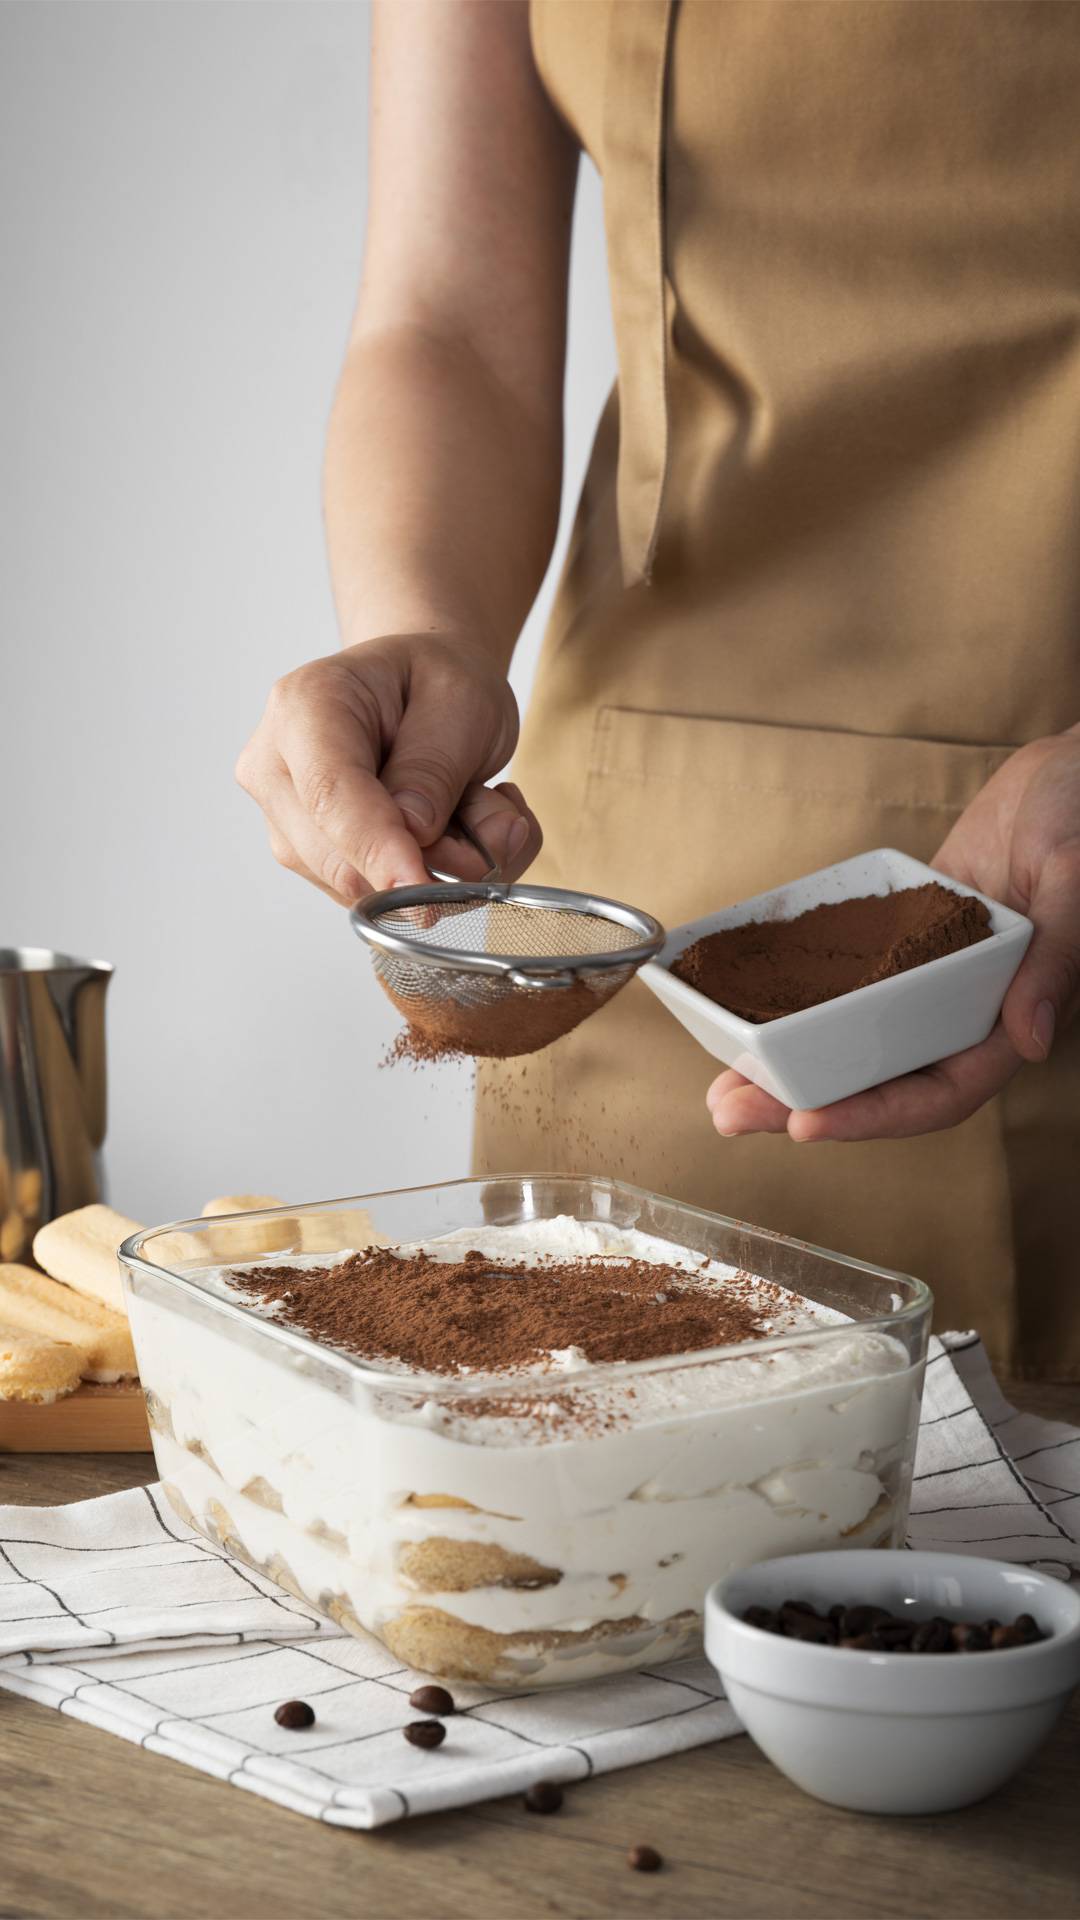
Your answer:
705,1550 -> 1080,1814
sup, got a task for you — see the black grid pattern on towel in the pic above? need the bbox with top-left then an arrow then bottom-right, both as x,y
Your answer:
0,1335 -> 1076,1829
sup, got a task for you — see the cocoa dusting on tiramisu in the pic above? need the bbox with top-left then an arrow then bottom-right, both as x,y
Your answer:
672,882 -> 992,1023
231,1247 -> 775,1373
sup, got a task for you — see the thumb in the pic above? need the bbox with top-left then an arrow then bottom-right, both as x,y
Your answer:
1000,845 -> 1080,1062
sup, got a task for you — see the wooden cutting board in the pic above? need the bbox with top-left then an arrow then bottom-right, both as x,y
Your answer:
0,1382 -> 152,1452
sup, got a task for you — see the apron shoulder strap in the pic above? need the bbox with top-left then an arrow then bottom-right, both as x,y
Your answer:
602,0 -> 676,587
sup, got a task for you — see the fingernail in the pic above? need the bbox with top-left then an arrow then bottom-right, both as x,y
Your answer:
392,790 -> 435,832
1032,1000 -> 1055,1059
506,816 -> 530,858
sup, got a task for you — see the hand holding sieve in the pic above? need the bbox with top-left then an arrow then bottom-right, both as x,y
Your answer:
350,855 -> 665,1057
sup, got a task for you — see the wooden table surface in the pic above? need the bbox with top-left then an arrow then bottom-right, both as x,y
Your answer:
2,1382 -> 1079,1920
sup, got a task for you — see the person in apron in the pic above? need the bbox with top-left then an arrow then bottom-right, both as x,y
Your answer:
238,2 -> 1080,1379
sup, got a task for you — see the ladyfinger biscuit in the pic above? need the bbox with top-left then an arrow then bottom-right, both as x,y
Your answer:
201,1194 -> 289,1258
149,1228 -> 213,1269
33,1204 -> 141,1314
300,1208 -> 388,1253
0,1323 -> 82,1402
201,1194 -> 283,1217
0,1263 -> 136,1380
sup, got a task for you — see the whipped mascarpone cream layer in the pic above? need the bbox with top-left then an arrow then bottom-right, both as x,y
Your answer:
132,1218 -> 922,1660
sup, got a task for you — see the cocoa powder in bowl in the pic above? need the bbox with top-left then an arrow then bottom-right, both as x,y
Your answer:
672,882 -> 992,1024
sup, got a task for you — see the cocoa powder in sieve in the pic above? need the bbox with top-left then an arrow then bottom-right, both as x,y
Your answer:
381,974 -> 624,1063
672,882 -> 992,1024
231,1247 -> 776,1372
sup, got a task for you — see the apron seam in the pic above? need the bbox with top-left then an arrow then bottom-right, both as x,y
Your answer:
604,0 -> 677,586
589,705 -> 1023,760
585,774 -> 982,811
640,0 -> 678,584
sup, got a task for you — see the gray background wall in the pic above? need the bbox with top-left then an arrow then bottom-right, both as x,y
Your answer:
1,2 -> 615,1223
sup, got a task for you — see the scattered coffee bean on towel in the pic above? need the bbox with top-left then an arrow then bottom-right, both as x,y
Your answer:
274,1699 -> 316,1729
743,1599 -> 1044,1652
409,1684 -> 456,1716
523,1781 -> 564,1815
628,1845 -> 663,1873
404,1719 -> 447,1749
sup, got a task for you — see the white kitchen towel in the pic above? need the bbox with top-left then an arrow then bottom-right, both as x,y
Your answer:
0,1333 -> 1077,1829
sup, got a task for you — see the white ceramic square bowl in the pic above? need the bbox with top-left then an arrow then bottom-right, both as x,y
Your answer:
639,848 -> 1033,1111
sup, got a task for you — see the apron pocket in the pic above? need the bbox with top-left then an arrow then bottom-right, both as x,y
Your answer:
572,707 -> 1015,928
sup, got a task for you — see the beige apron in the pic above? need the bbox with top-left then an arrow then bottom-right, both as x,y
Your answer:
474,0 -> 1080,1380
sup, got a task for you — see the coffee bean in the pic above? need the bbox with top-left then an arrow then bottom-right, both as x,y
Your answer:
871,1622 -> 916,1650
783,1611 -> 837,1645
743,1604 -> 776,1632
409,1684 -> 455,1716
950,1622 -> 991,1653
911,1619 -> 951,1653
274,1699 -> 315,1730
777,1601 -> 829,1639
741,1595 -> 1042,1653
628,1845 -> 663,1873
404,1718 -> 446,1749
523,1781 -> 563,1814
841,1604 -> 892,1637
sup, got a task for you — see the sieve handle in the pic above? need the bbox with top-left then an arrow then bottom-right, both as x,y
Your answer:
426,811 -> 501,886
507,968 -> 577,991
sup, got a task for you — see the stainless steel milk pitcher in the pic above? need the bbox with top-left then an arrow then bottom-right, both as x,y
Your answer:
0,948 -> 112,1262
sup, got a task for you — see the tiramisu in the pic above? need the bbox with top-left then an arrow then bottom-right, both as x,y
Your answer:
127,1214 -> 925,1687
672,882 -> 992,1023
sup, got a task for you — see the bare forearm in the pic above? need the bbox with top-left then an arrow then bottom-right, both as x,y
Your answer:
324,322 -> 562,667
241,2 -> 572,902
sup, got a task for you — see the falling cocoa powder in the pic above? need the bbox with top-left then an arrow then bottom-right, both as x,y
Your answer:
231,1247 -> 775,1373
672,882 -> 992,1023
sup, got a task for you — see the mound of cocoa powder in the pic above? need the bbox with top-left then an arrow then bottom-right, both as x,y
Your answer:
232,1248 -> 778,1372
672,882 -> 991,1024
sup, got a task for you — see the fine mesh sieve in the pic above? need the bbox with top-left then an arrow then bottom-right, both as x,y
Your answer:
350,881 -> 665,1058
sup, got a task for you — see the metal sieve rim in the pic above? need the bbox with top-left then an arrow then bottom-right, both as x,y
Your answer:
349,881 -> 665,978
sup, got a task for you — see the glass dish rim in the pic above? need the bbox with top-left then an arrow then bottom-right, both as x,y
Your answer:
119,1173 -> 932,1400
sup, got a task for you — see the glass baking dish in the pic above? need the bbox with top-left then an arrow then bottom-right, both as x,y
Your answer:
119,1176 -> 931,1689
